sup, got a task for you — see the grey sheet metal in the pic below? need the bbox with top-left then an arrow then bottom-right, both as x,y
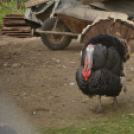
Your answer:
56,7 -> 128,21
25,0 -> 54,25
55,0 -> 89,12
90,0 -> 134,18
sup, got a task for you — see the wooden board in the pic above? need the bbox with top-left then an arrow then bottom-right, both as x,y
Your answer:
1,31 -> 30,35
2,19 -> 28,26
4,14 -> 24,19
5,33 -> 32,38
1,26 -> 31,32
1,14 -> 32,38
24,0 -> 51,8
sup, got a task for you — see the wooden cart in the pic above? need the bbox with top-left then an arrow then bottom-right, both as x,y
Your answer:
24,0 -> 134,50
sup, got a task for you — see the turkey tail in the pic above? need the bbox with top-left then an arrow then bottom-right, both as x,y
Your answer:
79,17 -> 114,44
79,17 -> 134,44
78,17 -> 134,61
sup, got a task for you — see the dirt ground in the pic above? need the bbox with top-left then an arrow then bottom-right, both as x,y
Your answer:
0,36 -> 134,130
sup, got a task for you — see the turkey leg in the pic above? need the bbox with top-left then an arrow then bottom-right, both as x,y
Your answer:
96,96 -> 103,114
113,97 -> 118,109
113,97 -> 118,104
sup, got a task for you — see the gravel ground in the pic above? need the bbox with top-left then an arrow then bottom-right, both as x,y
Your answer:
0,36 -> 134,132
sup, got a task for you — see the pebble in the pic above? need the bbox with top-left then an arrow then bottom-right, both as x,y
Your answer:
4,63 -> 7,66
57,59 -> 60,63
12,63 -> 19,67
90,107 -> 95,110
20,92 -> 27,96
49,96 -> 53,99
69,82 -> 75,86
32,111 -> 37,115
81,98 -> 89,103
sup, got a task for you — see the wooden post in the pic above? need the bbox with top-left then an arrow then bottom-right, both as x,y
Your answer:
16,0 -> 19,9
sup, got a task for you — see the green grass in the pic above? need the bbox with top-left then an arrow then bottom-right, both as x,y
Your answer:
0,1 -> 25,28
40,115 -> 134,134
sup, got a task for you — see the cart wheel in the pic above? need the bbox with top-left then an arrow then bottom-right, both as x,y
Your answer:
41,18 -> 72,50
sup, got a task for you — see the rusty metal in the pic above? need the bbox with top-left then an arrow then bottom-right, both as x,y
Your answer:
24,0 -> 52,8
2,19 -> 28,26
4,14 -> 24,19
35,28 -> 79,36
57,14 -> 91,33
56,7 -> 128,33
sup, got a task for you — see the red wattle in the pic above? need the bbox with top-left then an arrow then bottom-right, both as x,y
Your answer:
82,69 -> 91,81
82,44 -> 94,81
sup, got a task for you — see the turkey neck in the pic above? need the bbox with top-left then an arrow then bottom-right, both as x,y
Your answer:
82,44 -> 94,81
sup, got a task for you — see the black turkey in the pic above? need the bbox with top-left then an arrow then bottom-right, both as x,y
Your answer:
76,17 -> 134,113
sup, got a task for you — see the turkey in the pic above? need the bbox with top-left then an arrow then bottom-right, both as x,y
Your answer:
76,17 -> 134,113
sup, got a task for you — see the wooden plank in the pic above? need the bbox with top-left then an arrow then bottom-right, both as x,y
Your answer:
5,33 -> 32,38
4,14 -> 24,19
1,31 -> 31,35
2,19 -> 28,26
2,26 -> 31,32
81,0 -> 110,4
24,0 -> 51,8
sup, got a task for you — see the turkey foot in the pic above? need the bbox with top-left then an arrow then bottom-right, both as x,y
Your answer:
96,96 -> 103,114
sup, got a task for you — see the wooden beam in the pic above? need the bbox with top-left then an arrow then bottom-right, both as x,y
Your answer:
24,0 -> 51,8
4,14 -> 24,19
1,31 -> 30,35
36,29 -> 79,36
5,33 -> 32,38
1,26 -> 31,32
2,19 -> 27,26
